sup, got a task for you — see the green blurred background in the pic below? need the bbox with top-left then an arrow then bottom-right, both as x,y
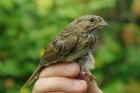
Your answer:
0,0 -> 140,93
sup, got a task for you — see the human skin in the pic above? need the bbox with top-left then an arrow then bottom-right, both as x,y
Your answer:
32,62 -> 103,93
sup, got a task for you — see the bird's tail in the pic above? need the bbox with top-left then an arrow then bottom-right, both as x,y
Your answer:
20,66 -> 42,91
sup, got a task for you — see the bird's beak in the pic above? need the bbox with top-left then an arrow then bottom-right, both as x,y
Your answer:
100,20 -> 108,26
97,20 -> 108,29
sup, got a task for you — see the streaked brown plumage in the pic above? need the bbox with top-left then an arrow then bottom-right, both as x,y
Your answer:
22,15 -> 108,89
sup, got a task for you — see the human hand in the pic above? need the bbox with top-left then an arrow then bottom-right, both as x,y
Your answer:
32,62 -> 103,93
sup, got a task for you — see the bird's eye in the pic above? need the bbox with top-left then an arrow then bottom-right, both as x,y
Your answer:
89,18 -> 95,22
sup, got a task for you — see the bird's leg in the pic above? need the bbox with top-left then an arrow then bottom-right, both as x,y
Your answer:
79,65 -> 97,83
77,66 -> 98,93
77,53 -> 98,84
86,68 -> 99,84
78,65 -> 90,81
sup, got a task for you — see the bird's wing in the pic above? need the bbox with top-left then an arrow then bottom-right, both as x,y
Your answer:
21,35 -> 77,89
41,35 -> 78,64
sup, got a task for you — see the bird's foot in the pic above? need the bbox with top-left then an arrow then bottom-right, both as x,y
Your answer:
78,70 -> 99,85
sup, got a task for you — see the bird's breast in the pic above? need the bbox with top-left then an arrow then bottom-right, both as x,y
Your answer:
77,34 -> 96,50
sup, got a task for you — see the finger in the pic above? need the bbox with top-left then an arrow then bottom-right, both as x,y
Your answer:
48,92 -> 65,93
87,81 -> 103,93
33,77 -> 87,93
48,92 -> 80,93
39,62 -> 80,78
47,92 -> 81,93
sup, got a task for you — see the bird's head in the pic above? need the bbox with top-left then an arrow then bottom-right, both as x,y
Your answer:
68,15 -> 108,34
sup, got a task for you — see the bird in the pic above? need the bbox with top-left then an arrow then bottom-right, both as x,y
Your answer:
21,15 -> 108,90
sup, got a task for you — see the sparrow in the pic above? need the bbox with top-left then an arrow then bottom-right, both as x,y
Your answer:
22,15 -> 108,89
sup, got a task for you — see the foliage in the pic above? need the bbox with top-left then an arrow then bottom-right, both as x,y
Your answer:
0,0 -> 140,93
